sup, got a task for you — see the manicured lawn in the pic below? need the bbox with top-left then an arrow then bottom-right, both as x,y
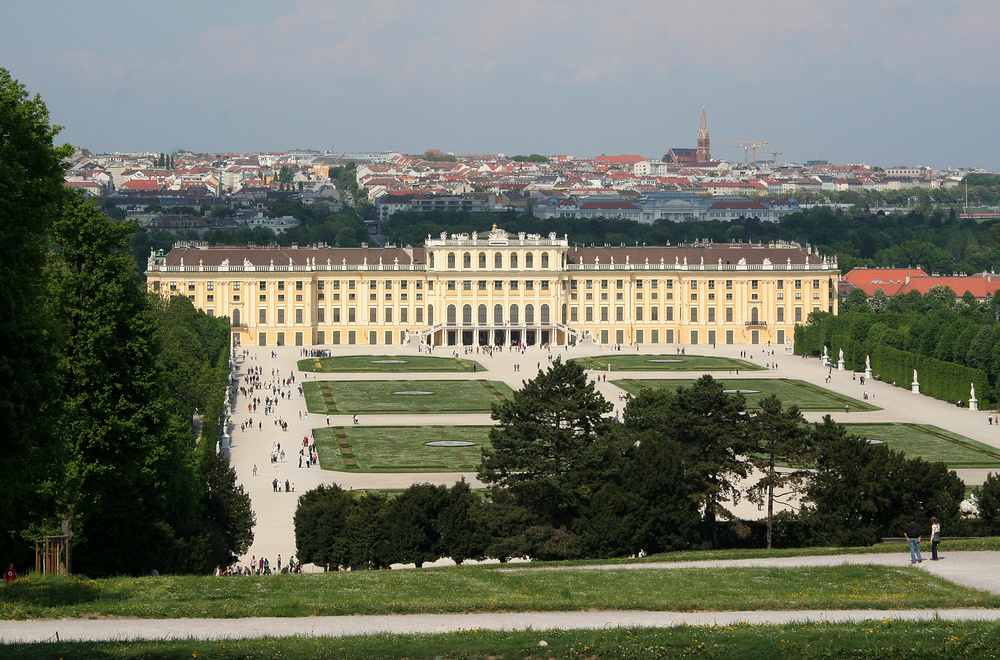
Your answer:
7,620 -> 999,659
614,377 -> 880,412
844,423 -> 1000,469
315,425 -> 490,472
0,563 -> 993,620
9,620 -> 996,659
303,380 -> 514,414
298,354 -> 485,373
572,353 -> 763,372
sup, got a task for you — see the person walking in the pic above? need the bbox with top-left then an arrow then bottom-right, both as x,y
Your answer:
904,517 -> 923,563
930,516 -> 941,560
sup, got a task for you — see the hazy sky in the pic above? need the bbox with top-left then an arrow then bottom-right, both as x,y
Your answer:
3,1 -> 997,169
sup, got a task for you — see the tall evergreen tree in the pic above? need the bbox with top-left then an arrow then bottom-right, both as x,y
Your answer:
0,69 -> 72,564
746,395 -> 810,549
620,389 -> 702,554
655,375 -> 750,547
478,358 -> 613,530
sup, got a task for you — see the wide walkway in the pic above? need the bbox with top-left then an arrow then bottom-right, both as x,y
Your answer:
228,339 -> 1000,570
2,552 -> 999,643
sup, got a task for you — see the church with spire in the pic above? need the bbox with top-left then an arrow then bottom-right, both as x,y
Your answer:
664,107 -> 717,167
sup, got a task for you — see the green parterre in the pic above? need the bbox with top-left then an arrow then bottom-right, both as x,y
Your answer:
303,379 -> 513,414
571,353 -> 762,372
613,377 -> 879,411
843,423 -> 1000,469
298,354 -> 485,373
315,425 -> 488,472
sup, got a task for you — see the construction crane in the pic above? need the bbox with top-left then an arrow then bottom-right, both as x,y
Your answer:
714,139 -> 769,164
761,150 -> 782,165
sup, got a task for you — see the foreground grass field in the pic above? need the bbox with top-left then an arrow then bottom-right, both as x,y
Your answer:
303,379 -> 514,414
7,620 -> 1000,659
298,354 -> 485,373
843,423 -> 1000,468
614,377 -> 879,412
315,425 -> 489,471
571,353 -> 763,372
1,562 -> 996,620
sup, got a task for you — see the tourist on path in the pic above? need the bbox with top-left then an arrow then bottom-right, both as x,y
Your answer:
931,516 -> 941,560
904,518 -> 923,563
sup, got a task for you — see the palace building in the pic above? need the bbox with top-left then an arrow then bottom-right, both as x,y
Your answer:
145,226 -> 839,348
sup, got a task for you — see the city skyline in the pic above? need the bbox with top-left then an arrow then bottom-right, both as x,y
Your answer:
3,1 -> 998,170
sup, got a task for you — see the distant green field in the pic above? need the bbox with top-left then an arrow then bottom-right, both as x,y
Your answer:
316,425 -> 489,472
571,353 -> 762,372
297,354 -> 484,373
845,423 -> 1000,468
303,379 -> 513,414
613,378 -> 879,412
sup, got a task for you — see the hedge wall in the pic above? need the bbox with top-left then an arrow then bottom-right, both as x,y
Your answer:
870,345 -> 987,405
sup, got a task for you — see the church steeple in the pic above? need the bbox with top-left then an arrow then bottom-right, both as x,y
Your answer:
697,106 -> 711,162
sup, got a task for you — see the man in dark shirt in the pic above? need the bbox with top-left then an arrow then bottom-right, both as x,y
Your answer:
904,518 -> 923,563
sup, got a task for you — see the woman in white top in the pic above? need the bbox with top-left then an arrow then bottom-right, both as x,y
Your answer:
930,516 -> 941,560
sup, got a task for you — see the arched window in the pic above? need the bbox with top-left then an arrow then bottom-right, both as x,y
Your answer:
463,252 -> 471,268
541,253 -> 549,268
541,304 -> 550,324
463,304 -> 472,326
447,304 -> 457,326
525,252 -> 534,268
525,304 -> 534,325
478,304 -> 487,324
495,252 -> 503,269
560,304 -> 567,324
447,252 -> 456,269
427,305 -> 434,325
494,304 -> 503,324
478,252 -> 486,268
751,307 -> 759,323
510,253 -> 518,269
231,308 -> 241,326
510,304 -> 519,324
429,253 -> 435,268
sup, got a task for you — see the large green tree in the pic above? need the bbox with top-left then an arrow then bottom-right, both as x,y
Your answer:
48,193 -> 202,575
745,395 -> 810,549
804,416 -> 964,546
478,359 -> 613,530
657,376 -> 750,546
0,69 -> 71,564
619,388 -> 703,554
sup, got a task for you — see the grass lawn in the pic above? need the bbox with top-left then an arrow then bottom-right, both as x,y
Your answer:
303,380 -> 514,414
298,354 -> 485,373
6,620 -> 999,659
572,353 -> 763,372
614,377 -> 880,412
315,425 -> 490,472
844,423 -> 1000,469
0,562 -> 994,620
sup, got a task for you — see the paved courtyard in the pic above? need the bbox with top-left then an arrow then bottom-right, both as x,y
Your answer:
225,339 -> 1000,571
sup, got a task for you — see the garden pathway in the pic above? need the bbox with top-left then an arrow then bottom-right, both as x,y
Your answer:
3,552 -> 1000,643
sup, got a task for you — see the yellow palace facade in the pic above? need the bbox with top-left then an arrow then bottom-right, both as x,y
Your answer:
145,226 -> 839,348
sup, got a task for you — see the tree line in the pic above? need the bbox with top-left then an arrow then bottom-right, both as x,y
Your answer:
381,202 -> 1000,276
294,361 -> 969,567
1,69 -> 253,576
797,287 -> 1000,404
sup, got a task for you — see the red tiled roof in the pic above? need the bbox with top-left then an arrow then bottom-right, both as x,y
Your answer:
841,268 -> 929,296
897,276 -> 1000,299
